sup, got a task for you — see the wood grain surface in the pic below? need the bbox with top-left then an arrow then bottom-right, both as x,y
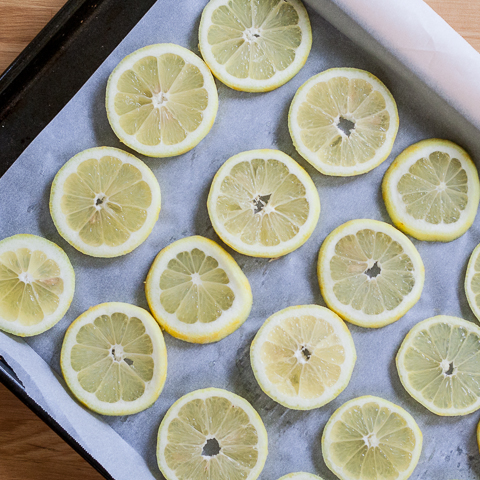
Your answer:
0,1 -> 479,480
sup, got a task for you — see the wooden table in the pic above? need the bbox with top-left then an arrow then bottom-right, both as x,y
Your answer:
0,1 -> 479,479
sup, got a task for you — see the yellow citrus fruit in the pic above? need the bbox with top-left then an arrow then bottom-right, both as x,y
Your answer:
396,315 -> 480,416
207,149 -> 320,258
199,0 -> 312,92
278,474 -> 324,480
322,395 -> 422,480
383,139 -> 480,241
250,305 -> 356,409
289,68 -> 399,176
157,388 -> 268,480
0,234 -> 75,337
465,242 -> 480,322
145,235 -> 252,343
61,302 -> 167,416
106,43 -> 218,157
318,219 -> 424,328
50,147 -> 161,257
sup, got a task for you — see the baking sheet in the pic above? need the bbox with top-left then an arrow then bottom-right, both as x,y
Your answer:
1,0 -> 480,478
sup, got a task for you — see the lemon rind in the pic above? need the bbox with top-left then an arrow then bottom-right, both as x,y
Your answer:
277,473 -> 324,480
0,234 -> 75,337
60,302 -> 167,416
383,139 -> 480,242
145,235 -> 253,343
50,146 -> 161,258
207,149 -> 321,258
106,43 -> 218,157
250,305 -> 356,410
156,387 -> 268,480
322,395 -> 423,480
318,219 -> 424,328
289,68 -> 399,176
465,243 -> 480,322
396,315 -> 480,416
198,0 -> 312,93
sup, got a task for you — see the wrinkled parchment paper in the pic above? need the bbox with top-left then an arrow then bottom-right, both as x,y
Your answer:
1,1 -> 480,478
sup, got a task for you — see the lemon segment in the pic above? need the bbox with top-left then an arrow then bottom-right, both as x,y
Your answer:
0,234 -> 75,337
278,474 -> 324,480
383,139 -> 480,242
465,243 -> 480,322
199,0 -> 312,92
61,302 -> 167,416
106,43 -> 218,157
397,315 -> 480,416
157,388 -> 268,480
322,395 -> 422,480
250,305 -> 356,410
50,147 -> 161,258
318,219 -> 424,328
289,68 -> 399,176
145,236 -> 252,343
208,149 -> 320,258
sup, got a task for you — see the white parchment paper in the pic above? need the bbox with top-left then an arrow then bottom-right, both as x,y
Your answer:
1,1 -> 480,479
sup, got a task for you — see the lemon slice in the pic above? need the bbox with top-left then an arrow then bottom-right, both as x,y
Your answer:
207,149 -> 320,258
199,0 -> 312,92
145,235 -> 252,343
61,302 -> 167,416
318,219 -> 424,328
250,305 -> 356,410
465,243 -> 480,321
106,43 -> 218,157
289,68 -> 399,176
157,387 -> 268,480
396,315 -> 480,416
0,234 -> 75,337
322,395 -> 422,480
278,474 -> 324,480
383,139 -> 480,242
50,147 -> 161,258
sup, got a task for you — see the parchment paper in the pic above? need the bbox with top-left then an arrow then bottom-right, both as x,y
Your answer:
1,1 -> 480,479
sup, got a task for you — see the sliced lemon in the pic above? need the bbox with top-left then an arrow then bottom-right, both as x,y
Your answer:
106,43 -> 218,157
199,0 -> 312,92
465,243 -> 480,321
0,234 -> 75,337
289,68 -> 399,176
396,315 -> 480,416
50,147 -> 161,258
318,219 -> 424,328
278,474 -> 324,480
157,387 -> 268,480
207,149 -> 320,258
145,235 -> 252,343
61,302 -> 167,416
383,139 -> 480,242
322,395 -> 422,480
250,305 -> 355,410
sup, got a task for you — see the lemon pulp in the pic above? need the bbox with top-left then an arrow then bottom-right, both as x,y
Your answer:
159,247 -> 235,324
0,247 -> 64,326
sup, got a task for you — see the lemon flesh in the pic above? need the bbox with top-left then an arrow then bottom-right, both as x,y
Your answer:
322,396 -> 422,480
208,149 -> 320,258
289,68 -> 399,176
0,234 -> 75,337
146,236 -> 252,343
278,474 -> 324,480
397,315 -> 480,416
383,139 -> 480,242
157,388 -> 268,480
61,302 -> 167,415
50,147 -> 161,257
250,305 -> 356,410
199,0 -> 312,92
465,242 -> 480,322
106,43 -> 218,157
318,219 -> 424,328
